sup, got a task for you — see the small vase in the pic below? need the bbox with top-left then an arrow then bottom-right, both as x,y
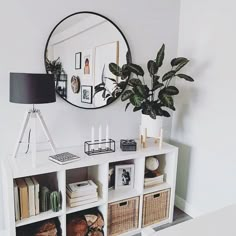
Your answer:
141,114 -> 163,138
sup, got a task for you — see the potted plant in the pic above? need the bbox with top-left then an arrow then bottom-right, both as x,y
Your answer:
45,57 -> 65,81
108,44 -> 194,137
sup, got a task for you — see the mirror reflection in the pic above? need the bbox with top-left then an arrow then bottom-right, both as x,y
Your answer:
45,12 -> 131,109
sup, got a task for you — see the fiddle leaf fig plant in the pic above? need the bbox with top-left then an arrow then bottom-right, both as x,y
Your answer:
109,44 -> 194,119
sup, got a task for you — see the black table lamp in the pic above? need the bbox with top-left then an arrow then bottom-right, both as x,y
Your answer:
10,73 -> 57,166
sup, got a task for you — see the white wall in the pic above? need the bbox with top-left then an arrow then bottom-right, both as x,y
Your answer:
0,0 -> 180,230
172,0 -> 236,217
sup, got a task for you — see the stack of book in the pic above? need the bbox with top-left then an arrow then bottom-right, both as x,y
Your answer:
144,172 -> 164,188
14,177 -> 40,221
66,180 -> 98,208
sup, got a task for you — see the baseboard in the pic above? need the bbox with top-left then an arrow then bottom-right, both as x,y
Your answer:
175,195 -> 203,218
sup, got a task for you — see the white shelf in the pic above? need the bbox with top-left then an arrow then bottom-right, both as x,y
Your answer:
66,197 -> 105,214
108,188 -> 140,203
3,141 -> 178,236
15,210 -> 63,227
143,182 -> 171,195
8,141 -> 177,178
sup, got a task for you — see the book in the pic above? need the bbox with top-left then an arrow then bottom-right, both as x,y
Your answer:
144,174 -> 164,183
25,177 -> 35,217
15,178 -> 29,220
66,188 -> 97,199
13,180 -> 20,221
144,180 -> 164,187
31,177 -> 40,215
49,152 -> 80,165
67,192 -> 98,204
68,197 -> 98,208
67,180 -> 97,193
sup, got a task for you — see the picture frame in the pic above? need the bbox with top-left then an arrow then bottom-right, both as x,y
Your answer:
75,52 -> 82,69
81,85 -> 93,104
115,164 -> 135,190
82,49 -> 93,76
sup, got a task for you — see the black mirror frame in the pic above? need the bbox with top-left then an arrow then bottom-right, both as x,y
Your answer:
44,11 -> 132,110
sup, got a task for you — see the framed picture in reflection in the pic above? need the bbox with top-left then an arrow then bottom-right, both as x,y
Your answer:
81,85 -> 93,104
75,52 -> 82,70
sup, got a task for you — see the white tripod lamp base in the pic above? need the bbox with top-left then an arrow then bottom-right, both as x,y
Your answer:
13,109 -> 56,167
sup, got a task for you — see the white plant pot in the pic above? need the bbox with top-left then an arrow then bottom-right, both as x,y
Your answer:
141,114 -> 163,138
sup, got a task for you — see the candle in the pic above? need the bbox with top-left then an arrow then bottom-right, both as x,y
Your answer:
98,125 -> 102,149
91,126 -> 94,150
106,124 -> 109,148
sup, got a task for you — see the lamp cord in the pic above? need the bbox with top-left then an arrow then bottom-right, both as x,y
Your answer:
25,129 -> 31,154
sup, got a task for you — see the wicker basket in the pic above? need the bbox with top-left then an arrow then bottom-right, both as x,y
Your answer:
108,197 -> 139,236
142,189 -> 170,227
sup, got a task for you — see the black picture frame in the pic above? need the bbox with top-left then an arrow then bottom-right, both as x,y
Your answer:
81,85 -> 93,104
75,52 -> 82,69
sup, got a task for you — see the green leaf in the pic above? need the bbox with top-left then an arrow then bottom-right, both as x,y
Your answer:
102,89 -> 106,98
130,95 -> 143,107
174,60 -> 189,72
165,86 -> 179,95
118,81 -> 127,89
162,71 -> 175,82
95,82 -> 105,90
133,106 -> 142,112
134,85 -> 146,98
94,86 -> 105,95
159,93 -> 174,108
153,75 -> 160,82
121,64 -> 131,79
129,78 -> 142,86
153,81 -> 164,91
147,60 -> 158,75
127,64 -> 144,76
169,105 -> 176,111
171,57 -> 188,67
153,103 -> 163,116
156,44 -> 165,67
161,109 -> 171,117
109,63 -> 122,76
177,74 -> 194,82
106,77 -> 117,82
121,90 -> 133,101
125,102 -> 131,111
107,97 -> 115,105
143,85 -> 150,97
126,50 -> 132,64
149,108 -> 156,119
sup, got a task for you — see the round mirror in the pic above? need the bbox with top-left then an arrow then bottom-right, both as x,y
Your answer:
44,12 -> 131,109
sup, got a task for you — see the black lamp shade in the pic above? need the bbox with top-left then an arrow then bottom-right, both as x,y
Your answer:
10,73 -> 56,104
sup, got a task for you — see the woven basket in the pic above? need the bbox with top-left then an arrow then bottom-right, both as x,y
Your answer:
142,189 -> 170,227
108,197 -> 139,236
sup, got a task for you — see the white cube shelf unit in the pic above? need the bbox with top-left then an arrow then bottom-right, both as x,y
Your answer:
2,140 -> 178,236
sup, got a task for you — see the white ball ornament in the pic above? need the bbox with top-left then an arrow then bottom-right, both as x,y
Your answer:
145,157 -> 159,171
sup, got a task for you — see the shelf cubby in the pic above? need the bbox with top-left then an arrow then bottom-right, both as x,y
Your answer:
14,171 -> 65,228
108,157 -> 144,203
16,217 -> 62,236
66,163 -> 108,212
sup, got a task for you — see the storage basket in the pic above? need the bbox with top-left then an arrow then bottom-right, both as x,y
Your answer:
108,196 -> 139,236
142,189 -> 170,227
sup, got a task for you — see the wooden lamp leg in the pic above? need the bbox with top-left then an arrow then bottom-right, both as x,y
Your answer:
159,128 -> 163,149
143,128 -> 147,148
